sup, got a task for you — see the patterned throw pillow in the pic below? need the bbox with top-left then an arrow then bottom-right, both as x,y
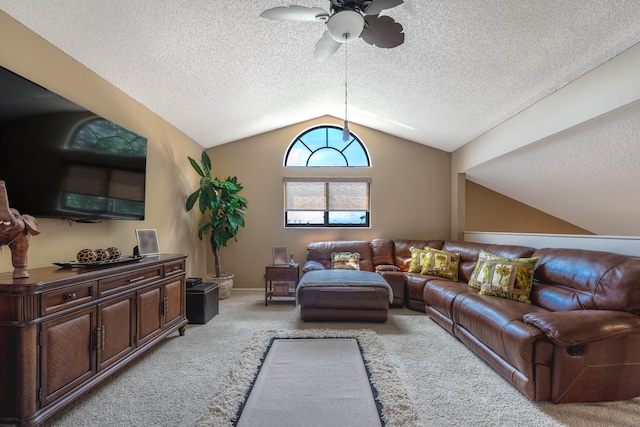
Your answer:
469,250 -> 537,290
331,252 -> 360,270
408,247 -> 427,273
420,247 -> 461,281
476,259 -> 537,303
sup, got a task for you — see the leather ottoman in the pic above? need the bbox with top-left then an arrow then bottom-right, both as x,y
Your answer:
186,282 -> 219,324
297,270 -> 391,322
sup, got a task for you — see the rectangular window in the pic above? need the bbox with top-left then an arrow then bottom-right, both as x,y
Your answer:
284,177 -> 370,227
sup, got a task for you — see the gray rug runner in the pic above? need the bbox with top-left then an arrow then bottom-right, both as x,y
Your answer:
237,338 -> 381,427
197,329 -> 421,427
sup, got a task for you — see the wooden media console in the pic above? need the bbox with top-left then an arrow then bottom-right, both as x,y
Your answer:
0,254 -> 188,426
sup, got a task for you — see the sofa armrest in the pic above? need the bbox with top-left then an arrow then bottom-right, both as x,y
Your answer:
375,264 -> 400,273
302,260 -> 326,274
523,310 -> 640,346
377,271 -> 406,307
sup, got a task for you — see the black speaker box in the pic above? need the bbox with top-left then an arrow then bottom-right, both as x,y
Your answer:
186,277 -> 202,288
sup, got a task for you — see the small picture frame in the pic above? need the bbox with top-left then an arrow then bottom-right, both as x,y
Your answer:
272,246 -> 288,266
136,229 -> 160,255
273,282 -> 290,296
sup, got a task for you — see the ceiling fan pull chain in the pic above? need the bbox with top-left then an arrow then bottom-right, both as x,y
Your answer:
343,35 -> 350,141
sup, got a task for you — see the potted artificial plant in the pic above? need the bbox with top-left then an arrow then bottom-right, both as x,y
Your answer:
186,151 -> 248,299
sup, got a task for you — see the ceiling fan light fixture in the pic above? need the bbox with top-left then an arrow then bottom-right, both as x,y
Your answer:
327,11 -> 364,43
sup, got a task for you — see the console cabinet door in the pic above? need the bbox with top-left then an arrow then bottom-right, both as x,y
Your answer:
40,307 -> 97,407
137,283 -> 163,347
163,277 -> 185,330
98,294 -> 136,371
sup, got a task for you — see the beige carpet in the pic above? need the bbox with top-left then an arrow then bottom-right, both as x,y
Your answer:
43,290 -> 640,426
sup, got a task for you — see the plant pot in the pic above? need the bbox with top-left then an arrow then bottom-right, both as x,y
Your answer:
205,273 -> 234,300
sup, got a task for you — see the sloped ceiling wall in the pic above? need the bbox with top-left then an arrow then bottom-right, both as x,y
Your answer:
466,100 -> 640,236
454,42 -> 640,238
465,180 -> 594,235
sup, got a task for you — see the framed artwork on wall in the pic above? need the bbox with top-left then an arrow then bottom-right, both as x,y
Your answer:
136,229 -> 160,255
272,246 -> 288,266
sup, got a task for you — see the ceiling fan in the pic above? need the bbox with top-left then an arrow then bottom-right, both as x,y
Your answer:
260,0 -> 405,62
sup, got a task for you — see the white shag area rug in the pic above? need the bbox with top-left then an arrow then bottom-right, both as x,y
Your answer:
196,329 -> 420,427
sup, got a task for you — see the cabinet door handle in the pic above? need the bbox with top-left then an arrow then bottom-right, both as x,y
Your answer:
96,325 -> 106,352
66,292 -> 77,301
129,276 -> 145,283
96,327 -> 102,352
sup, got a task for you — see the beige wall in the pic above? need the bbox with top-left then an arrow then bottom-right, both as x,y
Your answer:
465,180 -> 593,235
0,12 -> 208,277
206,116 -> 451,288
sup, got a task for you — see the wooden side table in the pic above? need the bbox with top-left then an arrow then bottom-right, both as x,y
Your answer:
264,264 -> 299,305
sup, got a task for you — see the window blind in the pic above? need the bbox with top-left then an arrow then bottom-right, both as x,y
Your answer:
328,182 -> 369,211
285,181 -> 326,211
284,177 -> 370,212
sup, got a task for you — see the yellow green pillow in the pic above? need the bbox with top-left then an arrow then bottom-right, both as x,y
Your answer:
331,252 -> 360,270
469,250 -> 537,289
420,247 -> 460,281
408,247 -> 427,273
476,259 -> 537,303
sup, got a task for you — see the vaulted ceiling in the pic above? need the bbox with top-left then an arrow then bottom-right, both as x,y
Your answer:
2,1 -> 640,235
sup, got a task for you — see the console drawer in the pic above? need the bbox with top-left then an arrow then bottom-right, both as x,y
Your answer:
99,266 -> 163,297
164,260 -> 185,277
42,282 -> 97,316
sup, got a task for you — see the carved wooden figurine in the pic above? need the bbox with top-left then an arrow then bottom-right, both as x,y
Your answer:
0,180 -> 39,278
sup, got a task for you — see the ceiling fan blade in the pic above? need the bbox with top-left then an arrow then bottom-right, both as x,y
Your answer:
314,31 -> 342,62
361,14 -> 405,48
362,0 -> 404,15
260,5 -> 329,22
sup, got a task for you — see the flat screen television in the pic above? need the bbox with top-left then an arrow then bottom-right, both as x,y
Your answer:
0,65 -> 147,222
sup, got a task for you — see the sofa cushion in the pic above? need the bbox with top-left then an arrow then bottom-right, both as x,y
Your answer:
532,248 -> 640,313
469,250 -> 491,289
469,250 -> 537,289
441,242 -> 537,283
371,238 -> 394,266
392,240 -> 445,272
420,247 -> 460,281
306,240 -> 374,271
331,252 -> 360,270
441,241 -> 491,282
405,273 -> 430,311
302,260 -> 326,273
468,250 -> 538,303
424,278 -> 477,320
452,293 -> 550,376
408,247 -> 427,273
476,259 -> 537,303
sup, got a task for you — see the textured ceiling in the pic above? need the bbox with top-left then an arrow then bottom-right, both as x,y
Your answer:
2,1 -> 640,237
2,0 -> 640,151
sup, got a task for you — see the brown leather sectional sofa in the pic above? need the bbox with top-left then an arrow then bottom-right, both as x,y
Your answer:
303,239 -> 640,403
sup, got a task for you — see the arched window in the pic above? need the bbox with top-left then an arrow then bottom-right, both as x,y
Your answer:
283,125 -> 371,227
284,125 -> 370,167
